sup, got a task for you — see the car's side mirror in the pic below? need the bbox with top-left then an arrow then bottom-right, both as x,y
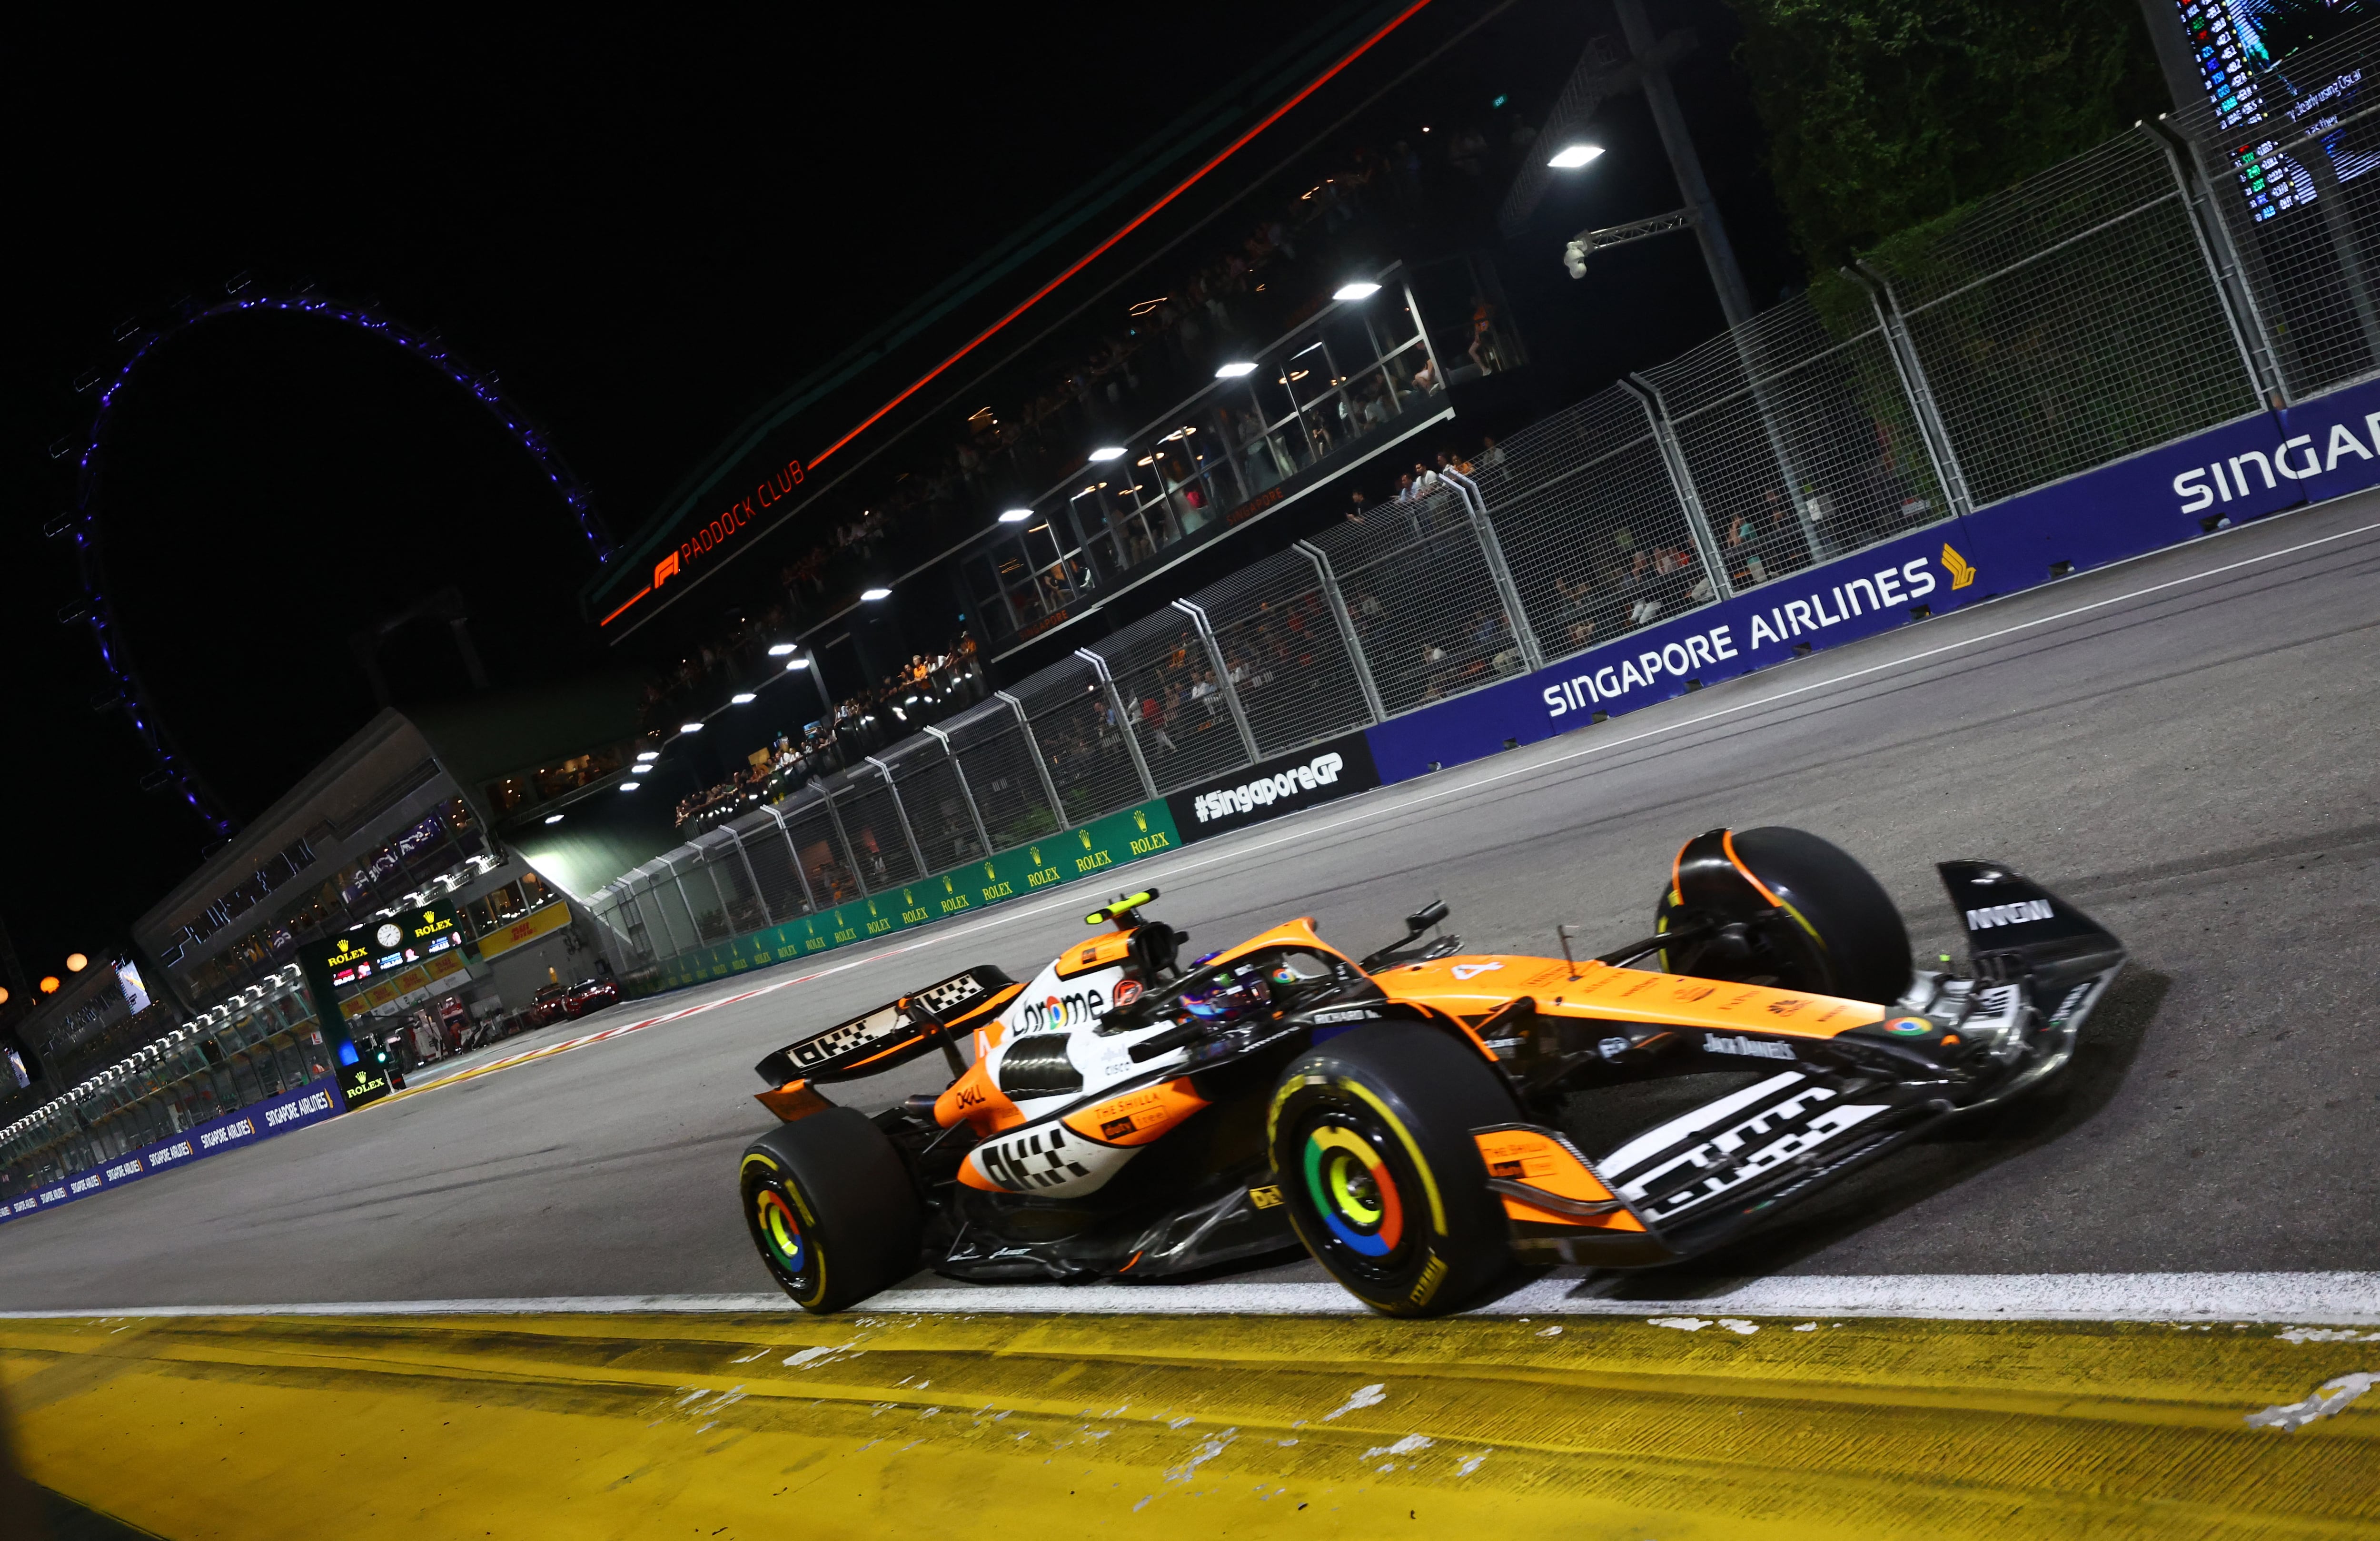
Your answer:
1360,899 -> 1456,972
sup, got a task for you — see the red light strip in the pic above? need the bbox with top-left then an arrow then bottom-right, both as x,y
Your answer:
803,0 -> 1436,471
600,586 -> 652,626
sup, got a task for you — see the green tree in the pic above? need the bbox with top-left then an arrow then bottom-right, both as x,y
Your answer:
1727,0 -> 2170,267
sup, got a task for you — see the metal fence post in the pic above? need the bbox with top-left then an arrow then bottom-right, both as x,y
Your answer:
723,827 -> 774,927
2144,118 -> 2287,408
616,888 -> 654,963
1440,467 -> 1546,668
923,724 -> 992,859
1400,273 -> 1449,397
821,783 -> 867,896
997,689 -> 1071,832
1619,375 -> 1737,597
1076,647 -> 1160,800
1845,261 -> 1976,518
660,859 -> 701,954
1172,599 -> 1262,762
1295,540 -> 1387,724
759,804 -> 816,913
864,754 -> 930,878
624,875 -> 662,956
699,851 -> 734,937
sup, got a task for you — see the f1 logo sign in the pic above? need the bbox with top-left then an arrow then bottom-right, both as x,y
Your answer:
653,551 -> 681,590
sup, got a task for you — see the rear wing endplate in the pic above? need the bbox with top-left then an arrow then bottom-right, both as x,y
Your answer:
754,965 -> 1016,1086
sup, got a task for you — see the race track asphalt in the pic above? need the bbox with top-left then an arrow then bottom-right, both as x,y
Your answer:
2,495 -> 2373,1312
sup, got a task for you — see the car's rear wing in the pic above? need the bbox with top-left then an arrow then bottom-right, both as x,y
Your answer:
754,966 -> 1018,1087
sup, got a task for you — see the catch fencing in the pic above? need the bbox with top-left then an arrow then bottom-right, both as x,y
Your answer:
584,23 -> 2380,985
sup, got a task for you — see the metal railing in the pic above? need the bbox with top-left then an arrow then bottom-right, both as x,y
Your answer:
589,26 -> 2380,982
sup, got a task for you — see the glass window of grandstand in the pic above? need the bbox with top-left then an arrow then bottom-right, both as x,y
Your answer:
964,515 -> 1091,643
472,881 -> 529,931
970,278 -> 1436,642
534,749 -> 623,802
470,870 -> 552,933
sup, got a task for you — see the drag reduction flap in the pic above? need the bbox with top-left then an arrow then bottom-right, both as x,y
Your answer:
754,966 -> 1013,1086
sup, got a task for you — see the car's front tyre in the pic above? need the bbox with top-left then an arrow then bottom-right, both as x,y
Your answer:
1267,1021 -> 1517,1317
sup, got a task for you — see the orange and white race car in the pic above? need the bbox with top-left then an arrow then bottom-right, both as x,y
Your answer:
738,827 -> 2124,1316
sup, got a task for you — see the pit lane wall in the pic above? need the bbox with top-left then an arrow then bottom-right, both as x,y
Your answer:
0,1077 -> 341,1232
1362,377 -> 2380,780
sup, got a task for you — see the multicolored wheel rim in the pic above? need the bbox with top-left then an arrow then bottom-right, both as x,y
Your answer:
754,1187 -> 807,1278
1301,1120 -> 1404,1258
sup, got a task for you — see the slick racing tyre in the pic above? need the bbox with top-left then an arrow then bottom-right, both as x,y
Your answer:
739,1108 -> 923,1314
1659,825 -> 1912,1004
1268,1021 -> 1518,1318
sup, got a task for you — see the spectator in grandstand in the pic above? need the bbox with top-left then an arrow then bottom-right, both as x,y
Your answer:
1725,511 -> 1767,588
1554,573 -> 1598,648
1450,126 -> 1489,179
1757,489 -> 1809,577
1468,298 -> 1499,374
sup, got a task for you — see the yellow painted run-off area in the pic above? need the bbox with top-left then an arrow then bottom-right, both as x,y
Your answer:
3,1310 -> 2375,1539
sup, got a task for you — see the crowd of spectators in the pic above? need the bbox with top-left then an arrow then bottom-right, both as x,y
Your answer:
672,640 -> 985,831
642,115 -> 1536,740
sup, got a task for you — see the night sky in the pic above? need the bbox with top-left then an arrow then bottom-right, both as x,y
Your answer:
1,4 -> 1794,993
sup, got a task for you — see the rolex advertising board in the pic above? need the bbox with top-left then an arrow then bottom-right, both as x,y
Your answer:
298,903 -> 464,1109
654,800 -> 1184,988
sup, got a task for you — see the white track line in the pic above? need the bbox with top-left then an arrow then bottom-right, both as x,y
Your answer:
385,513 -> 2380,1097
10,1272 -> 2375,1324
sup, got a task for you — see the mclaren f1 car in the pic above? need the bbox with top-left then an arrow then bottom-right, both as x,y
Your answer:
737,826 -> 2124,1316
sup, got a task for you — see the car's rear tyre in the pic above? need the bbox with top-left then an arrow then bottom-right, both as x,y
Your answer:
738,1108 -> 922,1314
1267,1021 -> 1517,1318
1660,825 -> 1912,1003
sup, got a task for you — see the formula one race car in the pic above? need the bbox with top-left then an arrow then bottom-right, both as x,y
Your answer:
737,827 -> 2123,1316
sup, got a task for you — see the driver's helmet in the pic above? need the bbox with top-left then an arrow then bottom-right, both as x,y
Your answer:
1180,965 -> 1273,1026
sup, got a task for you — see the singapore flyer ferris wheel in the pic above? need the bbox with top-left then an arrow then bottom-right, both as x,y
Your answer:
49,279 -> 616,838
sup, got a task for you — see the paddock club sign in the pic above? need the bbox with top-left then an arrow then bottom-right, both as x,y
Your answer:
598,456 -> 805,628
1165,731 -> 1383,842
